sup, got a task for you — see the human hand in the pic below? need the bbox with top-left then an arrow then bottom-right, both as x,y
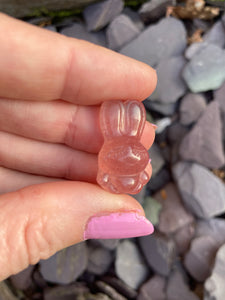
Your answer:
0,13 -> 157,280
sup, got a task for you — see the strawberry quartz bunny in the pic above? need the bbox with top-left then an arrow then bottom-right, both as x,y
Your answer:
97,100 -> 150,194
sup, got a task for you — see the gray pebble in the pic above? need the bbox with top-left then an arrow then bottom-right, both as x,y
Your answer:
184,236 -> 218,282
40,242 -> 88,284
204,243 -> 225,300
94,239 -> 119,250
10,265 -> 34,290
203,20 -> 225,48
183,44 -> 225,92
195,218 -> 225,247
83,0 -> 124,31
166,268 -> 200,300
150,56 -> 187,104
139,0 -> 173,23
60,22 -> 106,46
87,246 -> 113,275
179,101 -> 225,169
115,240 -> 149,289
154,183 -> 194,234
139,232 -> 176,276
167,122 -> 189,144
123,7 -> 144,31
185,42 -> 208,60
179,93 -> 207,125
173,162 -> 225,219
148,144 -> 165,177
120,17 -> 186,67
106,14 -> 140,50
138,275 -> 166,300
173,222 -> 196,255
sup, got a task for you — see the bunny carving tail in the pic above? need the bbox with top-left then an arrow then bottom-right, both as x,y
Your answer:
97,100 -> 150,194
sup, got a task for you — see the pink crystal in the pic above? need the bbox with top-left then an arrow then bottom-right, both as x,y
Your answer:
97,100 -> 150,194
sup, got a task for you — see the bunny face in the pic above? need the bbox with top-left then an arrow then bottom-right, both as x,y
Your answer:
97,100 -> 150,194
99,137 -> 149,176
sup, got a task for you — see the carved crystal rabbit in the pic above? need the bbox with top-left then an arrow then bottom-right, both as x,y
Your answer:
97,100 -> 150,194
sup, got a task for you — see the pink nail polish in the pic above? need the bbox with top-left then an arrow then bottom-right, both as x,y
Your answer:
151,123 -> 158,130
149,158 -> 152,163
84,212 -> 154,240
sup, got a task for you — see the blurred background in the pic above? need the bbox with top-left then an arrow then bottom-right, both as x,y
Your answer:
0,0 -> 225,299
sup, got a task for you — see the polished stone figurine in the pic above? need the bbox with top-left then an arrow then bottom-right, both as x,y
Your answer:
97,100 -> 150,194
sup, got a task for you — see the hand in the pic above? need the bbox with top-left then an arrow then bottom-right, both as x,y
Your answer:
0,13 -> 157,280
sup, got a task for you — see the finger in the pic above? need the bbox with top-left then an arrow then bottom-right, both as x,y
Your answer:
144,122 -> 155,150
0,167 -> 59,195
0,131 -> 97,182
0,99 -> 155,153
145,162 -> 152,180
0,13 -> 157,104
0,181 -> 153,280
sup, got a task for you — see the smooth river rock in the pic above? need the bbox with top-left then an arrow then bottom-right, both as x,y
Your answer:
115,240 -> 149,289
179,93 -> 207,125
154,183 -> 194,234
184,235 -> 218,282
139,0 -> 173,23
83,0 -> 124,31
179,101 -> 225,169
120,17 -> 186,67
204,243 -> 225,300
150,56 -> 187,104
40,242 -> 88,284
139,232 -> 176,276
138,275 -> 166,300
183,44 -> 225,92
173,162 -> 225,219
106,14 -> 140,50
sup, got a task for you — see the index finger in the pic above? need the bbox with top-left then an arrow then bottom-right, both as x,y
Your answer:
0,13 -> 157,105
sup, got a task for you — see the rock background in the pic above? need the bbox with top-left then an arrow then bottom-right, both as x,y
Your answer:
1,0 -> 225,299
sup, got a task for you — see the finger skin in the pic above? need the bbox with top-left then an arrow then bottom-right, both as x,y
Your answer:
0,99 -> 155,153
0,167 -> 59,195
0,13 -> 157,104
0,131 -> 98,182
0,181 -> 144,280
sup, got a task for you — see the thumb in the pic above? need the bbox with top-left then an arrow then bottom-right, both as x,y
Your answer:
0,181 -> 153,280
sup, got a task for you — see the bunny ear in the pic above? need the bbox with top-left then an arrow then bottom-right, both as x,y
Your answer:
100,100 -> 145,139
124,100 -> 145,139
100,100 -> 124,139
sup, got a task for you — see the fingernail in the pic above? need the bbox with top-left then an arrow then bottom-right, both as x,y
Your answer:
151,123 -> 158,130
149,158 -> 152,163
84,212 -> 154,240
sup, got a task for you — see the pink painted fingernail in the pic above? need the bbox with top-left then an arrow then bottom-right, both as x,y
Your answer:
151,123 -> 158,130
149,158 -> 152,163
84,212 -> 154,240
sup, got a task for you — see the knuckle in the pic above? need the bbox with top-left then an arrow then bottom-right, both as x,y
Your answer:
24,214 -> 53,265
64,106 -> 79,148
17,186 -> 55,264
